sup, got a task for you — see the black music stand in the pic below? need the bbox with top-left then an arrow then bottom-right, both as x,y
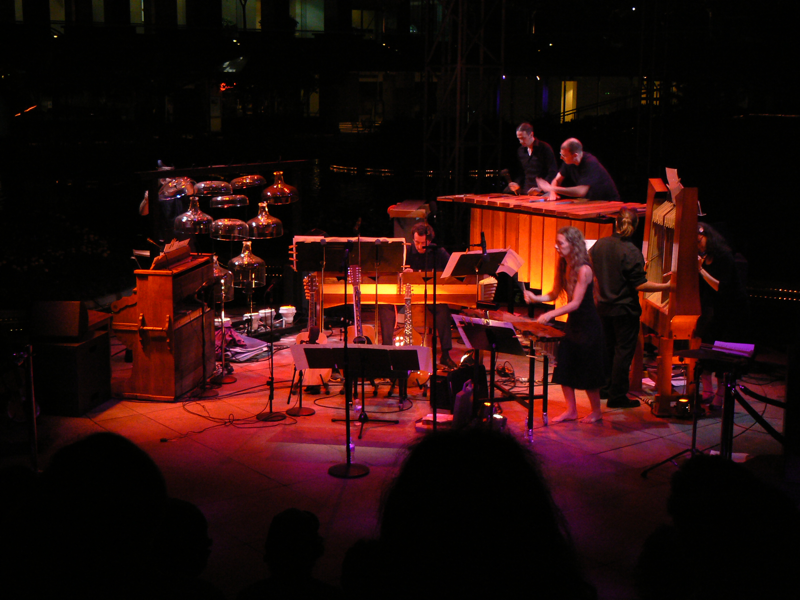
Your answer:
443,249 -> 509,277
442,249 -> 510,309
323,345 -> 428,439
453,316 -> 525,428
293,343 -> 369,478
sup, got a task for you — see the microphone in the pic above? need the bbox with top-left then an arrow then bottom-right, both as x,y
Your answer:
354,218 -> 362,234
480,231 -> 487,256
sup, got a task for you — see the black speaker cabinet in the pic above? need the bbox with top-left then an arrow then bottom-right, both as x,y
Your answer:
31,301 -> 88,342
33,330 -> 111,416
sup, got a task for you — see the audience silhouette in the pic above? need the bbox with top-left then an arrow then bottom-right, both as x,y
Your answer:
152,497 -> 225,599
637,454 -> 800,600
237,507 -> 343,600
345,427 -> 596,599
36,432 -> 169,598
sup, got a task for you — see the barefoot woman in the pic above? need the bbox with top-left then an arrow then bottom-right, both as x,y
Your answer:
524,227 -> 604,423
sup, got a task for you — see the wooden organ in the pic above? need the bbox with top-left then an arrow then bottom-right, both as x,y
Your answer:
632,179 -> 701,409
111,245 -> 215,401
436,194 -> 646,291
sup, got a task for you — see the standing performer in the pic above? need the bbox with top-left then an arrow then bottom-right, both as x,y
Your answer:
590,208 -> 671,409
696,222 -> 750,409
505,122 -> 558,195
537,138 -> 620,201
524,227 -> 604,423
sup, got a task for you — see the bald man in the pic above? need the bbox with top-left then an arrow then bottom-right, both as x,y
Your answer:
537,138 -> 620,201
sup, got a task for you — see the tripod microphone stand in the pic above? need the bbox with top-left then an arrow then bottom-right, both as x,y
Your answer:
257,292 -> 285,422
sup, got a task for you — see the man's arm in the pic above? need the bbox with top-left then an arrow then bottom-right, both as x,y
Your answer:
536,173 -> 590,200
636,281 -> 671,292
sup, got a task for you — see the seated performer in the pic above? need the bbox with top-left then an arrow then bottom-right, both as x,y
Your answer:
537,138 -> 620,201
403,222 -> 458,370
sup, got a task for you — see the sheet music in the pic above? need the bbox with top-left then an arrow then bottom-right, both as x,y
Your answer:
666,167 -> 683,203
441,248 -> 522,278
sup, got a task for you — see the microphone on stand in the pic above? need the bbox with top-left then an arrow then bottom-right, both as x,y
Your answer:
354,218 -> 362,234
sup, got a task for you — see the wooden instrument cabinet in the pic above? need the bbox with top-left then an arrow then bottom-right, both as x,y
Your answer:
112,251 -> 215,401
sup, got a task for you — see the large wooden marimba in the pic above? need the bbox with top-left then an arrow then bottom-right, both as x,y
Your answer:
437,193 -> 646,291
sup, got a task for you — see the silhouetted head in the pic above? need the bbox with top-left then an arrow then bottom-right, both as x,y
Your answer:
265,508 -> 324,575
379,428 -> 594,599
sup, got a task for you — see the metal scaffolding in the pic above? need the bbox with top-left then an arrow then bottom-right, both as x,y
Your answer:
422,0 -> 506,200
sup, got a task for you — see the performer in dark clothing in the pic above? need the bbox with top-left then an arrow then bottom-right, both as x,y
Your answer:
506,123 -> 558,195
696,222 -> 750,409
537,138 -> 620,201
590,208 -> 671,409
403,222 -> 457,369
524,227 -> 604,423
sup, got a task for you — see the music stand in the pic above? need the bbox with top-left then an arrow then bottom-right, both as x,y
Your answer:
292,343 -> 371,478
323,344 -> 430,438
442,249 -> 509,277
453,315 -> 525,428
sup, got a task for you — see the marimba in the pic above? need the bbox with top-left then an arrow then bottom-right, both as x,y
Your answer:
437,193 -> 645,291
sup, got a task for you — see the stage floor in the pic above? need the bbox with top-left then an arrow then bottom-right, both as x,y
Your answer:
1,322 -> 792,600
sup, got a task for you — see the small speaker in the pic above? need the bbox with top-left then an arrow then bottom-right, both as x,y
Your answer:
30,301 -> 88,342
33,330 -> 111,416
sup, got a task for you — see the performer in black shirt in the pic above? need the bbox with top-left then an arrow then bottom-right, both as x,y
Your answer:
537,138 -> 620,201
404,223 -> 458,369
506,123 -> 558,195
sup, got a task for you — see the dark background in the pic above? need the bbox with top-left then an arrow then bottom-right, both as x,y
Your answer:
1,0 -> 797,346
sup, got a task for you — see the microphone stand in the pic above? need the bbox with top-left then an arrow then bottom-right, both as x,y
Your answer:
426,243 -> 440,432
329,241 -> 369,479
257,284 -> 285,422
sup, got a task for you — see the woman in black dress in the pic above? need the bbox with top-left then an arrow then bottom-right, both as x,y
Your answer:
524,226 -> 604,423
697,222 -> 750,408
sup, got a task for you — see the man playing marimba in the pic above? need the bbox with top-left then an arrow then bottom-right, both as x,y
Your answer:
537,138 -> 620,201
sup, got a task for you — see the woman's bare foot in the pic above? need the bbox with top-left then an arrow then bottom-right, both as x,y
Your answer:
552,411 -> 579,423
580,412 -> 603,424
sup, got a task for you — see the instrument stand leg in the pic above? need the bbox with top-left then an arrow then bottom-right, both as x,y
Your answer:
386,375 -> 410,404
287,368 -> 315,417
197,302 -> 220,399
641,361 -> 704,478
719,372 -> 736,460
525,340 -> 535,441
334,368 -> 399,439
329,366 -> 370,479
257,342 -> 286,422
211,297 -> 236,385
